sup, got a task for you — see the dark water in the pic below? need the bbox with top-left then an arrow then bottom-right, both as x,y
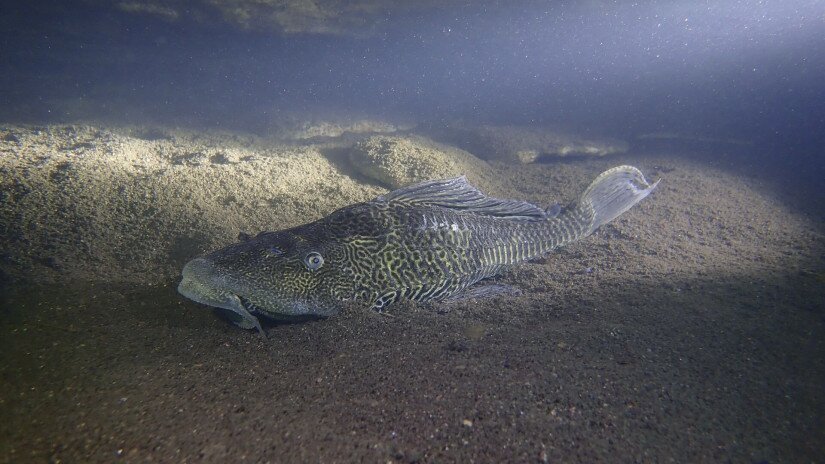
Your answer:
2,1 -> 825,462
3,0 -> 825,152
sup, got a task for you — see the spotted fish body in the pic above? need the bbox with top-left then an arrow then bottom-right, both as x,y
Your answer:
178,166 -> 659,334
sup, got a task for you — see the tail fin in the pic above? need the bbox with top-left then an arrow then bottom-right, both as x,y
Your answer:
579,165 -> 659,234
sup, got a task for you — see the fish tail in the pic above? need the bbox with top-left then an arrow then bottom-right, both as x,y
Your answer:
576,165 -> 659,235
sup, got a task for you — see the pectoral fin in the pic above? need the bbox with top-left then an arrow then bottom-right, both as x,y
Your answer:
226,294 -> 266,337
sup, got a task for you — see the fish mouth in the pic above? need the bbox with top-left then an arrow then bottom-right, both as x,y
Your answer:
177,258 -> 266,336
178,257 -> 330,334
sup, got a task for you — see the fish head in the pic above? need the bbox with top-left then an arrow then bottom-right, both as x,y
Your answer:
178,228 -> 353,329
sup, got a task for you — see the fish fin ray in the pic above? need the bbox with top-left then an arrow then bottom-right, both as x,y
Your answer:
580,165 -> 660,234
376,176 -> 547,220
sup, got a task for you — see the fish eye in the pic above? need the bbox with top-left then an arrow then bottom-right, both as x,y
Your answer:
304,252 -> 324,271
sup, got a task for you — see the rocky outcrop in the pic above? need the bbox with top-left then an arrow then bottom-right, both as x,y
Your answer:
0,124 -> 383,284
427,123 -> 629,164
348,134 -> 496,190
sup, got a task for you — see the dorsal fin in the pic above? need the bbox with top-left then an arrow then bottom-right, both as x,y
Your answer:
375,176 -> 547,220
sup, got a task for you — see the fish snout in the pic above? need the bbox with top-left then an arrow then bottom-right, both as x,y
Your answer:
178,258 -> 229,306
181,257 -> 217,282
178,257 -> 266,335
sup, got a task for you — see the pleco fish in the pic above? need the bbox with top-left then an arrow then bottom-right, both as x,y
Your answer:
178,166 -> 659,336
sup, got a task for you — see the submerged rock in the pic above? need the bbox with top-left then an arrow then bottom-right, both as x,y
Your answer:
349,134 -> 495,189
271,116 -> 411,142
427,123 -> 629,163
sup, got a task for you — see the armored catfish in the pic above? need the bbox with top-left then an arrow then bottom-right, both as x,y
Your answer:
178,165 -> 659,335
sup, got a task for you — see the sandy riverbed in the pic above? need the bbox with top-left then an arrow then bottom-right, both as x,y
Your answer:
1,123 -> 823,462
